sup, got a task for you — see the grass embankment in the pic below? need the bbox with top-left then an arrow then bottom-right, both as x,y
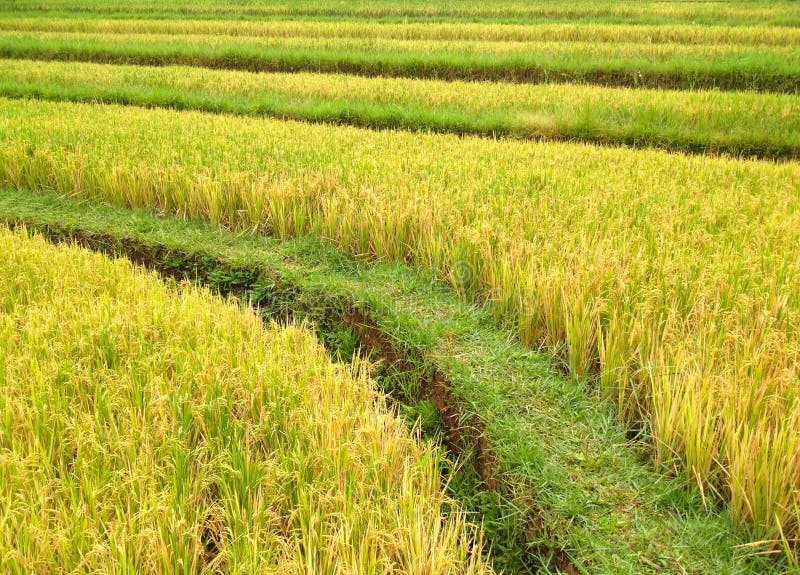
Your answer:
1,98 -> 799,550
0,225 -> 492,574
2,17 -> 800,46
1,59 -> 797,159
0,31 -> 796,92
2,0 -> 798,26
0,189 -> 783,574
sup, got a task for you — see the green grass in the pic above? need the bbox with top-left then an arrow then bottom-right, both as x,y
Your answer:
2,0 -> 799,26
0,30 -> 796,92
0,188 -> 786,574
1,59 -> 797,159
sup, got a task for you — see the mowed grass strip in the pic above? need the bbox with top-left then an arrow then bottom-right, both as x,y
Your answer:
1,98 -> 798,549
0,31 -> 796,92
3,0 -> 799,26
1,59 -> 798,159
2,17 -> 800,46
0,226 -> 491,574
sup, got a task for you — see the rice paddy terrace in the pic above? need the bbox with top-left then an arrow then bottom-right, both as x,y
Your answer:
0,1 -> 798,574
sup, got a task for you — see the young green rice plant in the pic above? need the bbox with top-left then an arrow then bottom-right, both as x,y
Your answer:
0,30 -> 796,91
1,97 -> 799,556
0,226 -> 491,574
0,58 -> 797,159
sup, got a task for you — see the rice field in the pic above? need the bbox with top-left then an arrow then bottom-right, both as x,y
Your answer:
0,226 -> 490,574
2,17 -> 800,46
1,1 -> 799,572
0,59 -> 797,158
0,30 -> 796,92
2,96 -> 799,545
3,0 -> 799,27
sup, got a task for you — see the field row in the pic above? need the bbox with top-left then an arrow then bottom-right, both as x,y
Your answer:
0,31 -> 796,92
2,97 -> 798,544
1,189 -> 780,574
4,0 -> 799,26
2,59 -> 797,159
3,17 -> 799,46
0,227 -> 490,573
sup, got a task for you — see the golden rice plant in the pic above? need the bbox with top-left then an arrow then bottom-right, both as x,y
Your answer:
0,226 -> 491,574
0,58 -> 796,157
1,29 -> 795,67
0,97 -> 798,550
2,17 -> 798,46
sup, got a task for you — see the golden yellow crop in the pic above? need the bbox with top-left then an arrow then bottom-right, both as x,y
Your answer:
3,29 -> 795,61
3,58 -> 796,141
1,17 -> 798,46
0,226 -> 490,574
1,58 -> 797,161
1,97 -> 799,545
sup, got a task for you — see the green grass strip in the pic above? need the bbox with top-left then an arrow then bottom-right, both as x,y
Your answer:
0,30 -> 796,92
2,0 -> 799,26
0,188 -> 785,574
1,59 -> 797,160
